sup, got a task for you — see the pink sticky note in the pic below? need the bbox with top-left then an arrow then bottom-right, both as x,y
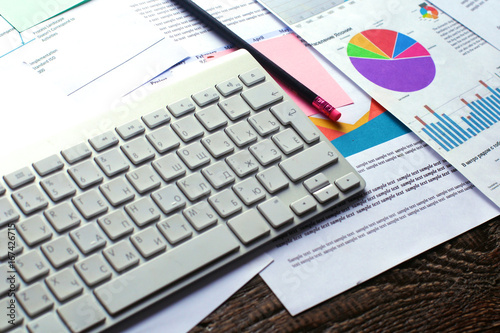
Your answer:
204,34 -> 353,117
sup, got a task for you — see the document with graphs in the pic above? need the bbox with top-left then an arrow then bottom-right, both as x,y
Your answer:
259,0 -> 500,207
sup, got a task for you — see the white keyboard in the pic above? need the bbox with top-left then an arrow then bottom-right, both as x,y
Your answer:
0,49 -> 365,332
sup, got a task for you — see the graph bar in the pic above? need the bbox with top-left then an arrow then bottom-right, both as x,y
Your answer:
461,116 -> 479,135
415,116 -> 450,151
481,96 -> 500,117
472,100 -> 497,123
485,97 -> 500,114
480,80 -> 500,99
430,123 -> 457,148
463,99 -> 492,126
424,105 -> 467,142
442,114 -> 471,139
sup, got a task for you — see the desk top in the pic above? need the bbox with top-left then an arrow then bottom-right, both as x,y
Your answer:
191,215 -> 499,332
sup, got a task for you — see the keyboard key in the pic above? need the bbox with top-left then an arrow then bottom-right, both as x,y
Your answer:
248,110 -> 280,136
151,185 -> 186,214
192,86 -> 220,106
58,294 -> 106,332
249,139 -> 282,165
125,197 -> 161,226
72,189 -> 109,219
335,172 -> 362,192
177,142 -> 211,169
15,250 -> 50,283
61,143 -> 92,164
41,237 -> 79,268
226,121 -> 258,147
75,254 -> 112,286
100,178 -> 135,206
202,161 -> 236,189
126,165 -> 161,194
208,189 -> 242,218
95,225 -> 239,315
68,161 -> 103,189
167,97 -> 196,117
258,198 -> 294,228
201,132 -> 235,158
44,202 -> 81,232
130,228 -> 166,258
227,210 -> 270,244
256,166 -> 289,194
33,154 -> 64,176
46,268 -> 84,301
146,127 -> 180,153
70,223 -> 107,254
239,68 -> 265,86
313,184 -> 339,203
4,167 -> 35,189
232,177 -> 266,205
17,283 -> 54,317
290,195 -> 317,216
279,142 -> 338,182
271,100 -> 321,143
272,128 -> 304,154
183,201 -> 218,231
195,104 -> 228,131
171,115 -> 205,142
0,198 -> 19,227
0,229 -> 23,261
303,173 -> 330,193
142,108 -> 171,128
121,137 -> 156,165
152,154 -> 186,181
27,312 -> 68,333
241,81 -> 283,110
218,95 -> 251,120
157,215 -> 192,244
40,172 -> 77,201
103,241 -> 140,272
0,183 -> 5,195
98,210 -> 134,240
216,77 -> 243,96
89,131 -> 119,152
95,149 -> 130,177
226,150 -> 259,177
12,184 -> 49,214
177,173 -> 211,201
116,119 -> 145,140
17,216 -> 52,246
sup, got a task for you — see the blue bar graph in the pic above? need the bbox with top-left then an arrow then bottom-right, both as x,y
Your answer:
416,80 -> 500,151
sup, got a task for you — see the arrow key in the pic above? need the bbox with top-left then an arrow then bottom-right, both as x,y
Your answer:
241,81 -> 283,110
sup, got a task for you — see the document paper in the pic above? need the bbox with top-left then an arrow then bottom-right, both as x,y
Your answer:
260,0 -> 500,207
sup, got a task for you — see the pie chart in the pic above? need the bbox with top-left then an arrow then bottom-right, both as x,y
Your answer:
347,29 -> 436,92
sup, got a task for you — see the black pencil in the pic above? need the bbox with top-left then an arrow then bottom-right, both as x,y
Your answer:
172,0 -> 342,122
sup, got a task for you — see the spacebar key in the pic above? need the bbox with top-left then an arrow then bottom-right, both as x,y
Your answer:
95,225 -> 240,314
280,142 -> 339,182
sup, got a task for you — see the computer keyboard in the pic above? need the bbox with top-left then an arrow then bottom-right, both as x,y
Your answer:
0,49 -> 365,332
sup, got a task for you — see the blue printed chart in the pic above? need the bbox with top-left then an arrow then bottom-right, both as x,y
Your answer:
414,77 -> 500,152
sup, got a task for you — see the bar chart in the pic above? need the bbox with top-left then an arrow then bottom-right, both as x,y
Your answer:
415,78 -> 500,152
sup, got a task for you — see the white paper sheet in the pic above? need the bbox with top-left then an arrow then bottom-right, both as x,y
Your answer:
429,0 -> 500,51
261,0 -> 500,207
261,131 -> 500,315
0,0 -> 189,115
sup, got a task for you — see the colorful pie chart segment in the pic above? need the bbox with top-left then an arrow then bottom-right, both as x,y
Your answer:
419,3 -> 439,19
347,29 -> 436,92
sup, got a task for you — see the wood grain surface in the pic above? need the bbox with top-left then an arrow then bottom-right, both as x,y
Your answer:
191,216 -> 499,332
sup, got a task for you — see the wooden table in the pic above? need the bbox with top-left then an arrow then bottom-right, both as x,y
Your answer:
191,215 -> 499,332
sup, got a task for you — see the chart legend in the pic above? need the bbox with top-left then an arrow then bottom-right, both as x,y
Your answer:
347,29 -> 436,92
415,79 -> 500,151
